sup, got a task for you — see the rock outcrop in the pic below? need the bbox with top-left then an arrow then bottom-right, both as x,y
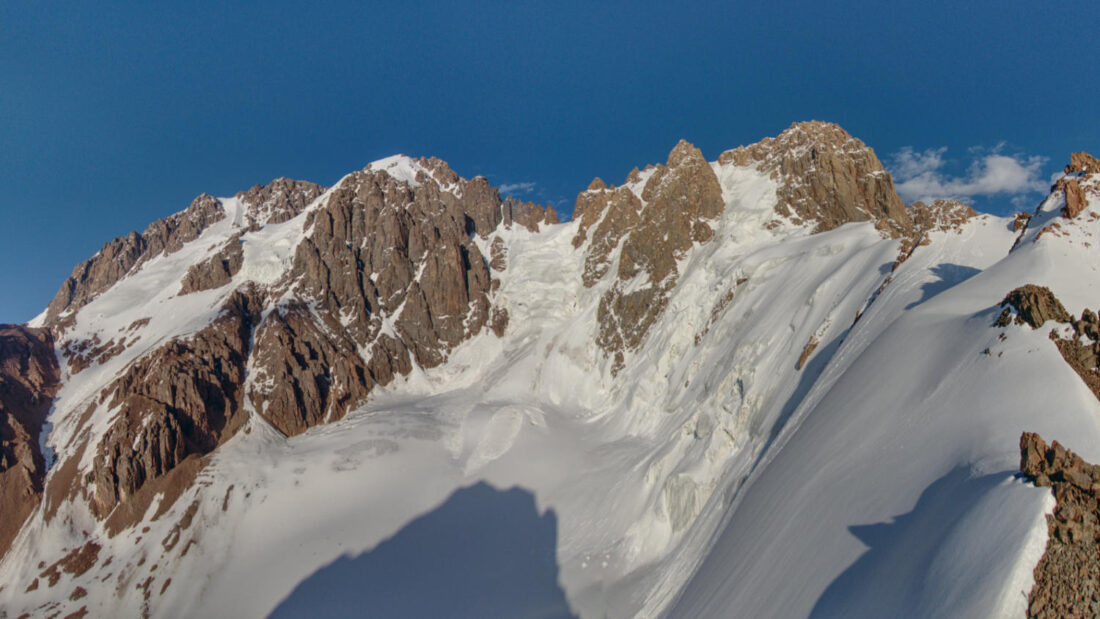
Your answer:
1020,432 -> 1100,618
1055,151 -> 1098,219
246,303 -> 374,437
995,286 -> 1100,403
45,178 -> 328,326
1051,308 -> 1100,402
719,121 -> 913,237
45,194 -> 226,325
995,285 -> 1071,329
90,289 -> 261,515
908,199 -> 977,235
1066,152 -> 1100,175
45,157 -> 559,525
178,235 -> 244,295
502,196 -> 559,232
236,177 -> 326,227
573,140 -> 724,372
0,325 -> 59,560
285,160 -> 502,370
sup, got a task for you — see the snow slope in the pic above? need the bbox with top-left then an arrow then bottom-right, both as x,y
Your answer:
674,173 -> 1100,617
2,154 -> 1098,618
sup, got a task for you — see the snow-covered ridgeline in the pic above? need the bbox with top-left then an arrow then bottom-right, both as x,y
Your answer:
4,150 -> 1100,618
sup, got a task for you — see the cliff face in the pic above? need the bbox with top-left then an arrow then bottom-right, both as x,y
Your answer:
572,140 -> 724,372
34,155 -> 558,532
572,124 -> 920,371
44,194 -> 228,326
0,325 -> 58,560
90,288 -> 261,515
719,121 -> 913,237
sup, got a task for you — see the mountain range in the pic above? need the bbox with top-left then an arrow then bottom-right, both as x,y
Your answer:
1,121 -> 1099,618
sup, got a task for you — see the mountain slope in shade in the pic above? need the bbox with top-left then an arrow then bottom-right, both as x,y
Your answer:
0,123 -> 1098,618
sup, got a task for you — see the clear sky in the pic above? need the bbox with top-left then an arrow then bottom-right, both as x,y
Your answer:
2,1 -> 1097,323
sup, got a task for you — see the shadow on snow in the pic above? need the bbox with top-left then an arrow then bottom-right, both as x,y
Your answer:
270,482 -> 576,619
810,466 -> 1013,617
905,263 -> 981,310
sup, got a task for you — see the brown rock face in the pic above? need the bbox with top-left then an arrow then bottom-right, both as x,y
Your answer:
719,121 -> 913,237
1020,432 -> 1100,618
45,177 -> 327,326
245,158 -> 555,431
178,235 -> 244,295
287,161 -> 505,371
573,140 -> 724,371
995,287 -> 1100,405
1060,178 -> 1087,219
1013,211 -> 1034,232
995,285 -> 1071,329
502,197 -> 559,232
247,303 -> 374,437
44,194 -> 226,325
889,199 -> 980,266
90,289 -> 261,515
572,183 -> 644,286
38,157 -> 556,531
236,177 -> 327,227
1051,308 -> 1100,402
1065,152 -> 1100,175
908,199 -> 977,234
0,325 -> 59,560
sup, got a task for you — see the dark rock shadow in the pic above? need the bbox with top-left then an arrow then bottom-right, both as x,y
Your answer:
270,482 -> 576,619
810,467 -> 1009,618
905,263 -> 981,309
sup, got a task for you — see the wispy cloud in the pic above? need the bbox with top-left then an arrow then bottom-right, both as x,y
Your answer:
499,181 -> 536,195
888,145 -> 1048,205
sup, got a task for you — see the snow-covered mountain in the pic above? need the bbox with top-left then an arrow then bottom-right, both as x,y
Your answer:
1,122 -> 1099,618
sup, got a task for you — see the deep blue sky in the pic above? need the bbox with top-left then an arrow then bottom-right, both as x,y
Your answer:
2,1 -> 1097,323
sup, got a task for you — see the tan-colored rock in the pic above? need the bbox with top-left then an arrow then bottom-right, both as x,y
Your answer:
1060,178 -> 1087,219
289,161 -> 501,371
489,236 -> 507,272
1013,211 -> 1033,232
1065,151 -> 1100,175
908,199 -> 977,234
573,140 -> 724,372
995,285 -> 1071,329
0,325 -> 59,561
719,121 -> 913,237
64,333 -> 129,374
572,184 -> 643,284
1049,307 -> 1100,402
45,176 -> 326,325
501,197 -> 558,232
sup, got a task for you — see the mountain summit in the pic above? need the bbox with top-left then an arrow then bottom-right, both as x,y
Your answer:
2,124 -> 1099,618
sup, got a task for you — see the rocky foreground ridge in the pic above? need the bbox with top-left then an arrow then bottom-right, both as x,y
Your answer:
1021,433 -> 1100,618
0,123 -> 1097,617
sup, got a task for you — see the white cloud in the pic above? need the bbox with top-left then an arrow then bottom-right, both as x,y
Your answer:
888,146 -> 1048,204
499,181 -> 536,195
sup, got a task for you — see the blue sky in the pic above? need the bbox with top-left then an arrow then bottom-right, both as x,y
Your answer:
2,1 -> 1097,323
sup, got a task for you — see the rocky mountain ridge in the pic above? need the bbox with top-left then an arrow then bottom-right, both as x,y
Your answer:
1,123 -> 1096,618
